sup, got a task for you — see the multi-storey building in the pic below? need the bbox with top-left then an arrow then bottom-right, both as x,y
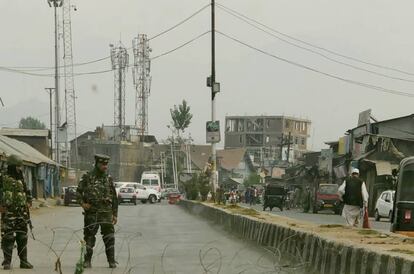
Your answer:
224,115 -> 311,165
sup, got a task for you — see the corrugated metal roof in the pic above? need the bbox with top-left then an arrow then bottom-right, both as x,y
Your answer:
0,128 -> 49,137
0,135 -> 56,165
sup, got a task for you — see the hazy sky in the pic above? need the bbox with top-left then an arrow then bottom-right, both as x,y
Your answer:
1,0 -> 414,150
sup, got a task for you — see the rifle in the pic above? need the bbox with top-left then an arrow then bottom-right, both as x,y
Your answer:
25,203 -> 35,240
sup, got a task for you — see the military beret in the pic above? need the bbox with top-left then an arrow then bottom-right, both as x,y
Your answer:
94,154 -> 110,164
7,154 -> 23,166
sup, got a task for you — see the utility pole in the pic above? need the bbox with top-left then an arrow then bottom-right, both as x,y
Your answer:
168,126 -> 178,189
47,0 -> 62,163
286,132 -> 292,163
160,152 -> 165,188
210,0 -> 219,193
45,88 -> 55,159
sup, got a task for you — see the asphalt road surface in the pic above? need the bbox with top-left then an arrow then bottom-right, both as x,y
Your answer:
244,203 -> 391,232
5,201 -> 308,274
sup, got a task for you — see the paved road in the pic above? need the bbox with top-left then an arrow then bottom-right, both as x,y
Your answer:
243,203 -> 391,232
5,201 -> 307,274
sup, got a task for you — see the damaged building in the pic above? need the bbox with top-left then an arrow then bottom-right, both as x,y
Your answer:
224,115 -> 311,167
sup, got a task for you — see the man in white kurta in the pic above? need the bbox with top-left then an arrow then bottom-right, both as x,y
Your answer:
338,168 -> 369,227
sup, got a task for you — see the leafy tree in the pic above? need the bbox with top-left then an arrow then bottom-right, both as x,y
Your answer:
181,172 -> 211,201
170,100 -> 193,137
243,173 -> 261,187
19,116 -> 46,129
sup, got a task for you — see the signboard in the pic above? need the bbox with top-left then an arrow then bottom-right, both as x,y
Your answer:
206,121 -> 221,143
319,149 -> 333,173
67,168 -> 76,180
358,109 -> 372,126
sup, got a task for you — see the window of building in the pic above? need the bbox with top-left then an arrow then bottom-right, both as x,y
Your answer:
301,138 -> 305,145
295,137 -> 298,144
239,135 -> 243,144
285,121 -> 290,129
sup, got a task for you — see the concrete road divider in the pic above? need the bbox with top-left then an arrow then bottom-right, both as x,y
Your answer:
179,200 -> 414,274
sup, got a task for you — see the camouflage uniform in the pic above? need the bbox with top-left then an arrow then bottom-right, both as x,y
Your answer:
77,154 -> 118,268
0,155 -> 33,270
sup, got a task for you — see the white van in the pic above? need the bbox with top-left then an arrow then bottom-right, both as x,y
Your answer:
140,171 -> 161,192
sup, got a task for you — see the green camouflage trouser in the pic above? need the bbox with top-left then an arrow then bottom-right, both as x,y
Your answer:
83,211 -> 115,263
1,216 -> 28,264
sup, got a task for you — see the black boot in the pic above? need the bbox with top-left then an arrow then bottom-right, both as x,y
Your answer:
83,236 -> 95,268
17,234 -> 33,269
17,246 -> 33,269
83,248 -> 93,268
83,259 -> 92,269
3,250 -> 12,270
104,233 -> 116,268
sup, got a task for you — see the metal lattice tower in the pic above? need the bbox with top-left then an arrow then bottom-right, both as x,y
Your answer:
132,34 -> 152,136
62,0 -> 78,168
110,43 -> 129,139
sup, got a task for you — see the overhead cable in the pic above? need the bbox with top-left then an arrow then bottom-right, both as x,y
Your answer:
217,30 -> 414,98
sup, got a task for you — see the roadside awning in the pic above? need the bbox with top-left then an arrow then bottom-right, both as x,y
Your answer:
0,135 -> 57,166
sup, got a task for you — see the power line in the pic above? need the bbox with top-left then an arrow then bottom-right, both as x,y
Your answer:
151,31 -> 210,60
0,3 -> 210,72
217,4 -> 414,83
216,2 -> 414,77
0,67 -> 54,77
3,56 -> 111,72
0,32 -> 211,77
216,30 -> 414,98
149,3 -> 210,41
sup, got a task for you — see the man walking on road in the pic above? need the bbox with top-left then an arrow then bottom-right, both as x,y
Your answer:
338,168 -> 369,227
0,155 -> 33,270
77,154 -> 118,268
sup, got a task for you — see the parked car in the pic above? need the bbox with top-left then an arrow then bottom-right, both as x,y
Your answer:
135,183 -> 161,204
314,184 -> 342,214
64,186 -> 78,206
114,182 -> 138,195
118,187 -> 137,205
161,188 -> 180,199
375,190 -> 395,221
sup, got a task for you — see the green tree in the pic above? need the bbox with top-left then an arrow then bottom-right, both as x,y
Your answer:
19,116 -> 46,129
243,173 -> 261,187
170,100 -> 193,137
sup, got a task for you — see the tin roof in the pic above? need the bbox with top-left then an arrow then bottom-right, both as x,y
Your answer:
0,135 -> 56,165
0,128 -> 49,137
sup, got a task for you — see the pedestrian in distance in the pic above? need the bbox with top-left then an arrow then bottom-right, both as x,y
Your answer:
77,154 -> 118,268
249,187 -> 256,206
0,155 -> 33,270
244,188 -> 250,204
302,186 -> 311,213
338,168 -> 369,227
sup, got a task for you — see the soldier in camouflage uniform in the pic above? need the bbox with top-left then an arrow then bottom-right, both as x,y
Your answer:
77,154 -> 118,269
0,155 -> 33,270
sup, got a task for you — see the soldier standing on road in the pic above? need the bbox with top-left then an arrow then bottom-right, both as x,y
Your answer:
338,168 -> 369,227
0,155 -> 33,270
77,154 -> 118,269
